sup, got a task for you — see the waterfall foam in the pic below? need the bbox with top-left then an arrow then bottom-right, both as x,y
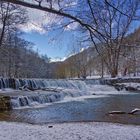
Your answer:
11,93 -> 65,108
0,78 -> 103,109
0,78 -> 87,90
10,88 -> 88,109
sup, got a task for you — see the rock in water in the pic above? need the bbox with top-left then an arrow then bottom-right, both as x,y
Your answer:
48,126 -> 53,128
128,108 -> 140,114
108,111 -> 126,114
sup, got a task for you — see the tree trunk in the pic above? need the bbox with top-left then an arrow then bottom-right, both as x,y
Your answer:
0,22 -> 6,47
111,68 -> 118,78
101,58 -> 104,78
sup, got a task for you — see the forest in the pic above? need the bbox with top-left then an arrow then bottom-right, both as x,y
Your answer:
0,2 -> 50,78
0,0 -> 140,79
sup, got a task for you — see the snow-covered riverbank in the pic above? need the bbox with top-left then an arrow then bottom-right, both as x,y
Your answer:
87,84 -> 133,95
0,121 -> 139,140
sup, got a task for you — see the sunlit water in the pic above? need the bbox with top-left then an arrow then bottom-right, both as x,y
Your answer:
0,93 -> 140,125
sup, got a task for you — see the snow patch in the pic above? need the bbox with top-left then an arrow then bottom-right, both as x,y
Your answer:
0,121 -> 139,140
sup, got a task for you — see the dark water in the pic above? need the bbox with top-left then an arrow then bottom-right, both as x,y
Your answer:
0,94 -> 140,125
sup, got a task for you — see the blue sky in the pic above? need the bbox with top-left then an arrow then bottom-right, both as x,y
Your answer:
22,21 -> 140,61
20,2 -> 140,61
19,6 -> 80,61
22,29 -> 77,61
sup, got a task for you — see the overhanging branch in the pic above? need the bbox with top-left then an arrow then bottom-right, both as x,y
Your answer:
1,0 -> 107,40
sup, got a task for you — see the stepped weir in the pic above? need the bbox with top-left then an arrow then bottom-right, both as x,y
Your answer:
0,78 -> 93,110
0,77 -> 139,110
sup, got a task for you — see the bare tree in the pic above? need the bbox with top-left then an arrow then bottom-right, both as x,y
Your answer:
0,1 -> 27,47
1,0 -> 140,77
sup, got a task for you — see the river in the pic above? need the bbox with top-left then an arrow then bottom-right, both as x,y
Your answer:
0,93 -> 139,125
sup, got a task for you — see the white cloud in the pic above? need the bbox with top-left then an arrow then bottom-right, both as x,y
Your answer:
19,8 -> 61,34
18,1 -> 79,34
64,22 -> 79,31
19,22 -> 46,34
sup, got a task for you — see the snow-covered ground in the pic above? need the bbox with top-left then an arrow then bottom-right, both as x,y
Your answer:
87,84 -> 133,95
82,75 -> 140,79
0,121 -> 139,140
120,82 -> 140,90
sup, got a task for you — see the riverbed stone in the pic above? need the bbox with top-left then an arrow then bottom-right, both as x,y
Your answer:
0,96 -> 12,111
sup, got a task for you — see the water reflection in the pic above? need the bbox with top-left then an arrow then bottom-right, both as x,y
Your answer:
0,94 -> 140,125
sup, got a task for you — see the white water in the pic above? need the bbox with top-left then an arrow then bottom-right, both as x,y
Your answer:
8,79 -> 89,109
0,78 -> 88,90
0,78 -> 133,109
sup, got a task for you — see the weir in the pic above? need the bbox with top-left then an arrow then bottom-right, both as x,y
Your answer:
0,77 -> 139,110
0,78 -> 91,110
10,89 -> 88,109
0,78 -> 88,90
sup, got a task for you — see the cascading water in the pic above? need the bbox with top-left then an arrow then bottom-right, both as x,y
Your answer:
10,88 -> 89,109
11,93 -> 65,109
0,78 -> 88,90
0,78 -> 91,109
0,78 -> 109,109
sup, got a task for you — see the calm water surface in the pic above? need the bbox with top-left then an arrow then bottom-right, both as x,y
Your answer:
0,94 -> 140,125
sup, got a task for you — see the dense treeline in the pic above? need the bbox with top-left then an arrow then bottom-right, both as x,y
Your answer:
0,1 -> 140,79
0,2 -> 50,78
0,32 -> 50,78
54,27 -> 140,79
3,0 -> 140,78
